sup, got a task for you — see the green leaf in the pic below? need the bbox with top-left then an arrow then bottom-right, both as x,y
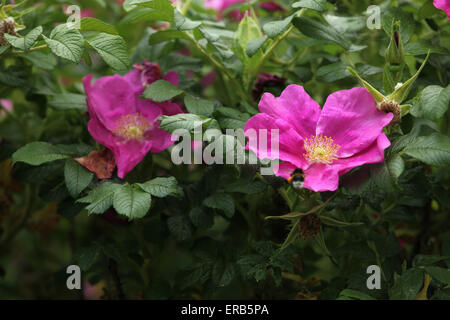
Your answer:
189,207 -> 214,229
203,193 -> 235,218
174,10 -> 201,31
137,176 -> 183,198
225,179 -> 267,194
86,33 -> 130,70
113,184 -> 152,220
292,0 -> 327,11
23,51 -> 57,70
12,142 -> 69,166
80,17 -> 118,35
411,85 -> 450,121
293,16 -> 351,50
48,93 -> 87,111
4,26 -> 42,50
159,113 -> 212,133
42,24 -> 84,63
382,8 -> 416,43
77,182 -> 122,214
167,215 -> 192,241
403,133 -> 450,167
184,94 -> 214,117
148,29 -> 190,44
338,289 -> 375,300
123,0 -> 174,23
143,79 -> 184,102
64,159 -> 94,198
212,262 -> 235,287
401,268 -> 424,300
425,266 -> 450,284
263,14 -> 294,38
246,35 -> 267,57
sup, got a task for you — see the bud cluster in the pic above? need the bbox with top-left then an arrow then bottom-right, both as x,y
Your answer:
0,17 -> 16,46
298,214 -> 322,240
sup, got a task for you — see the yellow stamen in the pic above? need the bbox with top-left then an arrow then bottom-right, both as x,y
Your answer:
113,113 -> 150,141
304,135 -> 340,164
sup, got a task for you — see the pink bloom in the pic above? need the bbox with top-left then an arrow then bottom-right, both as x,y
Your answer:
205,0 -> 248,19
0,99 -> 13,112
434,0 -> 450,18
83,62 -> 183,178
244,85 -> 393,192
260,2 -> 284,11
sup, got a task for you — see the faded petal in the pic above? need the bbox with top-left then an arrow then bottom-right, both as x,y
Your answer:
316,87 -> 393,158
259,84 -> 321,139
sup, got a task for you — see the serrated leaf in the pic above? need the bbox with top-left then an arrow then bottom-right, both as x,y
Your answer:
263,14 -> 294,38
184,94 -> 214,117
64,159 -> 94,198
86,33 -> 130,70
425,266 -> 450,284
174,10 -> 201,31
403,133 -> 450,167
137,176 -> 183,198
159,113 -> 212,133
292,0 -> 327,11
293,16 -> 351,50
42,24 -> 84,63
148,29 -> 190,44
246,35 -> 267,57
412,85 -> 450,121
4,26 -> 42,51
12,142 -> 69,166
203,193 -> 235,218
77,182 -> 122,214
167,215 -> 192,241
113,184 -> 152,220
143,79 -> 184,102
48,93 -> 87,111
80,17 -> 118,35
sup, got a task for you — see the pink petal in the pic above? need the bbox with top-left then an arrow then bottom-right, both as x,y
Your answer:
135,99 -> 163,122
83,74 -> 136,131
123,69 -> 143,94
275,162 -> 297,180
302,133 -> 390,192
303,163 -> 340,192
87,115 -> 117,152
434,0 -> 450,18
259,84 -> 321,139
147,128 -> 175,153
163,71 -> 179,86
316,87 -> 393,158
244,113 -> 308,169
114,139 -> 153,178
333,133 -> 391,176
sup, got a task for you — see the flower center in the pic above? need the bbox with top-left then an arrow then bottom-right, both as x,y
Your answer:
113,113 -> 150,141
304,135 -> 340,164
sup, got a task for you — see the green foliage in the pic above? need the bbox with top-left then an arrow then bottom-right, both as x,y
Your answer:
1,0 -> 450,301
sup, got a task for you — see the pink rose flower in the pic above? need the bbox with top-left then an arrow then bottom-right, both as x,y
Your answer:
82,62 -> 182,178
434,0 -> 450,18
244,85 -> 393,192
